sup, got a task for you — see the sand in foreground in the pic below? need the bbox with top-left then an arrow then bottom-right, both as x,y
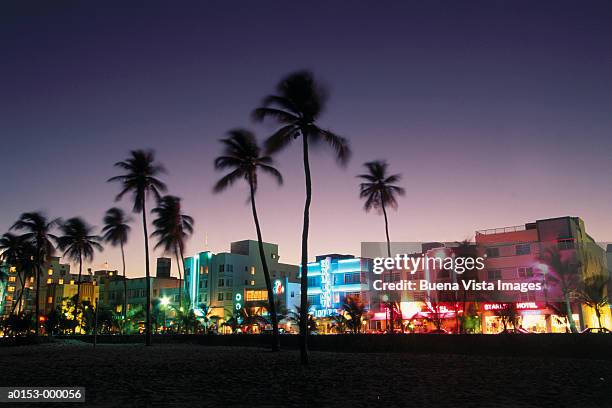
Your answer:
1,342 -> 610,408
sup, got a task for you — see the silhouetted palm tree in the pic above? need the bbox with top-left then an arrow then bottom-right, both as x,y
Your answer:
151,195 -> 194,311
538,247 -> 580,333
213,129 -> 283,351
576,273 -> 609,329
108,150 -> 167,346
101,207 -> 131,332
56,217 -> 103,333
341,296 -> 367,334
357,160 -> 405,258
0,234 -> 37,314
10,212 -> 58,335
253,71 -> 350,364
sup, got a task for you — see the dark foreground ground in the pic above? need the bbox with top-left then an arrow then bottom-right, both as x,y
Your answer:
1,341 -> 611,408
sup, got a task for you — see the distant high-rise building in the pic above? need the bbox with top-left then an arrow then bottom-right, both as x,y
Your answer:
156,257 -> 171,278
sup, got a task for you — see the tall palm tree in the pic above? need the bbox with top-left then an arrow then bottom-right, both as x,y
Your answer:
213,129 -> 283,351
0,233 -> 37,314
357,160 -> 405,258
101,208 -> 131,332
151,195 -> 194,311
538,247 -> 580,333
56,217 -> 103,333
253,71 -> 350,364
108,150 -> 167,346
10,212 -> 58,336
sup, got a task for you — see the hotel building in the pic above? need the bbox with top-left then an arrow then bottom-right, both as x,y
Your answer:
183,240 -> 300,330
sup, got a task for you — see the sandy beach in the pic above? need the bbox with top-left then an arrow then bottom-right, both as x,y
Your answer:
1,340 -> 610,407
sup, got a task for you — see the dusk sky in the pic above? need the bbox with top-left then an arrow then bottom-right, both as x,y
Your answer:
1,1 -> 611,278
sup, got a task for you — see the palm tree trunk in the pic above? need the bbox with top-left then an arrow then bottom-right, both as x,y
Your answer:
178,244 -> 187,309
596,307 -> 602,328
35,263 -> 40,336
142,200 -> 152,346
381,199 -> 394,334
249,176 -> 280,352
299,133 -> 312,365
563,287 -> 578,333
381,200 -> 391,258
77,252 -> 83,334
10,270 -> 26,315
120,243 -> 127,335
174,248 -> 183,311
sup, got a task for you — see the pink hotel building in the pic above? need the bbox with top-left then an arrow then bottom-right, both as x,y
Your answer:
474,216 -> 610,333
369,216 -> 611,334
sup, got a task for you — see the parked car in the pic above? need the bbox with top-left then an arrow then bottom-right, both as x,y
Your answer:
580,327 -> 611,334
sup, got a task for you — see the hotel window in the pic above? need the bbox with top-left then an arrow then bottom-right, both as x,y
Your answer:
47,278 -> 53,284
307,295 -> 319,306
30,277 -> 35,283
5,295 -> 12,301
47,296 -> 53,304
250,280 -> 255,286
226,279 -> 233,287
557,239 -> 574,250
344,272 -> 361,284
225,292 -> 232,300
200,265 -> 204,274
205,266 -> 209,274
290,291 -> 295,298
486,247 -> 500,258
48,269 -> 53,276
58,279 -> 64,285
487,269 -> 502,280
10,266 -> 16,272
218,278 -> 224,287
218,293 -> 224,301
219,264 -> 225,272
515,244 -> 531,255
70,280 -> 75,285
228,265 -> 233,272
7,286 -> 15,292
250,266 -> 255,275
8,276 -> 16,282
518,267 -> 533,278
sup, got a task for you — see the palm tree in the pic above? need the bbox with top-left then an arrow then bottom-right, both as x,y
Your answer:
253,71 -> 350,364
538,247 -> 580,333
357,160 -> 405,258
341,296 -> 367,334
151,195 -> 194,311
108,149 -> 167,346
55,217 -> 103,333
0,233 -> 29,314
10,212 -> 58,336
101,208 -> 131,332
576,273 -> 609,329
213,129 -> 283,351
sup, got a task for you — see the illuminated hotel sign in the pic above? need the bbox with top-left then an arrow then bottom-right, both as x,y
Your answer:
320,257 -> 332,308
484,302 -> 539,311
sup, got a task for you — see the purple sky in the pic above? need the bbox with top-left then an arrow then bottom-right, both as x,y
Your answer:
1,1 -> 612,277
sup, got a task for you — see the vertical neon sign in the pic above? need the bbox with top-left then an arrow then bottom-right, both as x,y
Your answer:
320,257 -> 332,308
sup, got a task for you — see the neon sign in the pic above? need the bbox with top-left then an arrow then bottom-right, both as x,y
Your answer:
320,257 -> 332,308
273,279 -> 284,295
484,302 -> 539,311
